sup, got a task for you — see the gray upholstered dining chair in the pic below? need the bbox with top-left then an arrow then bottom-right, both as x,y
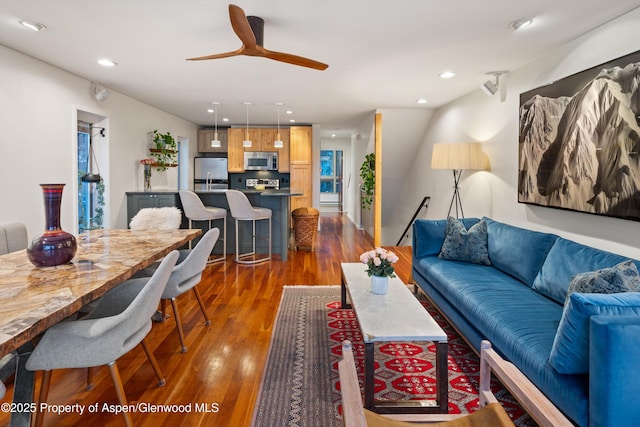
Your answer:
26,251 -> 180,427
179,189 -> 226,263
160,227 -> 219,352
132,228 -> 220,352
0,222 -> 28,255
225,189 -> 272,264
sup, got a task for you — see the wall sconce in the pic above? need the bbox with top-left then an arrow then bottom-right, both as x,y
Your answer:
481,71 -> 508,97
91,82 -> 111,102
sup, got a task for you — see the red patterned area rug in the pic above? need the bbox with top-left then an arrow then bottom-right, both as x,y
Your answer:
326,299 -> 536,426
251,286 -> 536,427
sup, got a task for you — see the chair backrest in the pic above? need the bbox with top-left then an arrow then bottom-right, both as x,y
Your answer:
162,228 -> 220,299
179,190 -> 214,220
0,223 -> 28,254
129,207 -> 182,230
338,340 -> 368,427
225,190 -> 255,219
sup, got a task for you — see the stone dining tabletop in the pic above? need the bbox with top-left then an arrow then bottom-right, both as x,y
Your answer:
0,228 -> 200,357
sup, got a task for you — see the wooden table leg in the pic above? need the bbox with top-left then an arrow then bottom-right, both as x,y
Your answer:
364,342 -> 375,410
340,273 -> 351,309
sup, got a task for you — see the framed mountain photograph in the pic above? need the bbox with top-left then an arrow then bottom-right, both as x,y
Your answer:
518,50 -> 640,222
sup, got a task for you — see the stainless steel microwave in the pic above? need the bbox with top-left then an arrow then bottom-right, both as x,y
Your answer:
244,151 -> 278,170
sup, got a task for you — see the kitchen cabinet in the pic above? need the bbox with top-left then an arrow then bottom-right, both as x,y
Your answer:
227,127 -> 290,172
227,128 -> 245,172
197,128 -> 228,153
125,192 -> 184,228
289,126 -> 312,212
242,128 -> 263,152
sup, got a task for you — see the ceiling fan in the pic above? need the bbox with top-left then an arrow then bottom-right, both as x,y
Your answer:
186,4 -> 328,71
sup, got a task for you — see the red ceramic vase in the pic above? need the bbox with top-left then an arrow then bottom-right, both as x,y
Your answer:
27,184 -> 77,267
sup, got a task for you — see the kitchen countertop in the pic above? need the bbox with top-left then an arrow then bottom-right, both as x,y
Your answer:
195,188 -> 303,196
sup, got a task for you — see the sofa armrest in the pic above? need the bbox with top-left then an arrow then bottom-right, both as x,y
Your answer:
590,315 -> 640,427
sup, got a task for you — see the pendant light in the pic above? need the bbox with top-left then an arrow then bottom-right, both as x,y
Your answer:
243,102 -> 252,147
210,102 -> 221,148
274,102 -> 284,148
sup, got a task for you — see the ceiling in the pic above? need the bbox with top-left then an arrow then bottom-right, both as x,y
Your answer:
1,0 -> 639,137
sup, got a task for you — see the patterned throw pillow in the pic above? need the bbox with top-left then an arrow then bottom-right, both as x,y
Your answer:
438,217 -> 491,266
565,260 -> 640,303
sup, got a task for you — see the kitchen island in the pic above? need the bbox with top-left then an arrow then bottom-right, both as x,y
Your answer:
196,189 -> 302,261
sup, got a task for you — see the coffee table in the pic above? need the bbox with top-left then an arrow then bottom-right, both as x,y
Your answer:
340,262 -> 449,414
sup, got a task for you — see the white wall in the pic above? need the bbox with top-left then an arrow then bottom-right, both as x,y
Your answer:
391,8 -> 640,258
0,45 -> 199,238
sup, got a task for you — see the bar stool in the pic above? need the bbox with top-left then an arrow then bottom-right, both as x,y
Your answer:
179,190 -> 226,263
225,190 -> 271,264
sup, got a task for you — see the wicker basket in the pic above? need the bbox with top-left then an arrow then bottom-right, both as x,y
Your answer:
292,207 -> 319,251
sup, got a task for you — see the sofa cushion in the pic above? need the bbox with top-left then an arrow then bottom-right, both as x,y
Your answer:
413,218 -> 480,258
438,218 -> 490,265
532,238 -> 640,304
483,218 -> 558,287
565,260 -> 640,303
549,292 -> 640,374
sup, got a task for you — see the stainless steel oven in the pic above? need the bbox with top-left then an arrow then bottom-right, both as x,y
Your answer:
243,151 -> 278,171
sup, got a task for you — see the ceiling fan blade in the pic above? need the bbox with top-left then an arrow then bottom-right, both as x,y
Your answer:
263,48 -> 329,71
229,4 -> 257,49
186,48 -> 243,61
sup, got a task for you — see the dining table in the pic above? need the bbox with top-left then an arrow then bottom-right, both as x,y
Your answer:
0,228 -> 201,427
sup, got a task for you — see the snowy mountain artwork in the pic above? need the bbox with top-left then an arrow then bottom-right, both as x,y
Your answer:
518,50 -> 640,222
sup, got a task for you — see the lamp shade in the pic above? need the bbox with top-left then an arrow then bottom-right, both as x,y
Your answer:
431,142 -> 486,170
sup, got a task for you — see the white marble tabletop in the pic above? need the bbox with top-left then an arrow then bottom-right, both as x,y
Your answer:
341,263 -> 447,343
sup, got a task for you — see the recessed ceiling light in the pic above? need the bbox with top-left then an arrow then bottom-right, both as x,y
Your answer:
289,119 -> 296,123
19,20 -> 46,32
439,71 -> 455,79
416,99 -> 428,104
222,117 -> 229,122
286,110 -> 293,115
207,108 -> 214,113
97,58 -> 117,67
508,18 -> 532,30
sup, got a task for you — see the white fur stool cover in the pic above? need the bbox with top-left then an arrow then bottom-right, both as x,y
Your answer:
129,207 -> 182,230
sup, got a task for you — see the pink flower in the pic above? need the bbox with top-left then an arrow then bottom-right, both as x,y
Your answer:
373,257 -> 381,266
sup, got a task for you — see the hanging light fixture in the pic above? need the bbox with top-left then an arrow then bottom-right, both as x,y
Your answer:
210,102 -> 221,148
243,102 -> 252,147
274,102 -> 284,148
81,126 -> 105,183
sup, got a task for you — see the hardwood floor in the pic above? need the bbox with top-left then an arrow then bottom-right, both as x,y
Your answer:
0,213 -> 413,427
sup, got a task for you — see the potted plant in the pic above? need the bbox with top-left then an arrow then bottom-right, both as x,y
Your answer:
150,130 -> 177,171
359,152 -> 375,210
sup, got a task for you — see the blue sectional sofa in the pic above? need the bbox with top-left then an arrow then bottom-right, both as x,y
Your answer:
411,217 -> 640,427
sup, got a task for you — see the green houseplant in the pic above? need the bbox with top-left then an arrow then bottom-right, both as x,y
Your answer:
150,130 -> 177,171
359,152 -> 375,210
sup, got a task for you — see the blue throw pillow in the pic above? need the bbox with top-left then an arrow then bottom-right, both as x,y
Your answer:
438,217 -> 491,265
565,260 -> 640,304
549,292 -> 640,374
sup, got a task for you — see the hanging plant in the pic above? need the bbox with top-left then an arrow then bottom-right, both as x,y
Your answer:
150,130 -> 177,171
360,152 -> 375,210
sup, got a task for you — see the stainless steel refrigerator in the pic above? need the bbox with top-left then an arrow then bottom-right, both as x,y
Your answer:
194,157 -> 229,190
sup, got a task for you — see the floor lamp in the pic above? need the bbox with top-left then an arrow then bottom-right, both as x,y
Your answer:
431,142 -> 486,218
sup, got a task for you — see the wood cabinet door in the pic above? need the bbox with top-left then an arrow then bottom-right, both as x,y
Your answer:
243,128 -> 262,152
260,128 -> 278,151
290,126 -> 312,164
277,129 -> 290,172
227,128 -> 245,172
290,164 -> 312,211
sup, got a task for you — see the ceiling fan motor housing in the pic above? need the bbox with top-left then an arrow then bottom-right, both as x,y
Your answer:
247,16 -> 264,46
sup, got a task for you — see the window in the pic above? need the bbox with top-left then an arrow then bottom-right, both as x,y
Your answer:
320,150 -> 338,193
